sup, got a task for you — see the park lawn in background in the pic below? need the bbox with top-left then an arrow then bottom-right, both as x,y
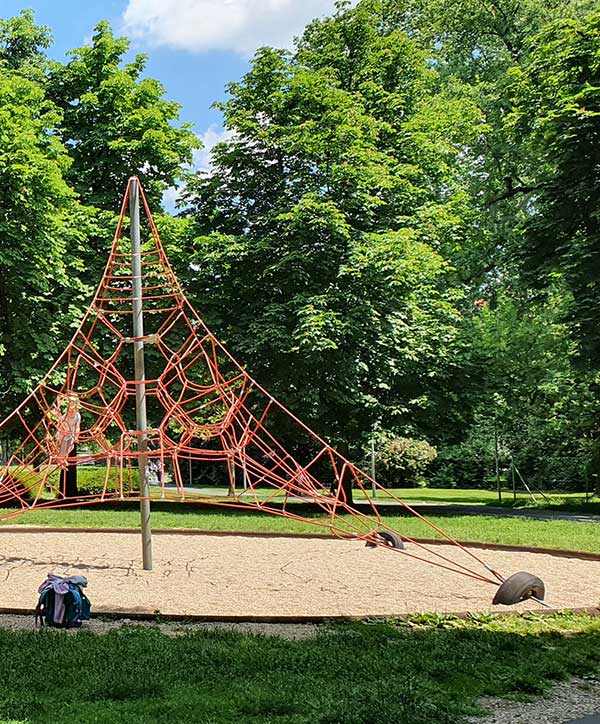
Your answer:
151,484 -> 597,506
158,485 -> 503,504
0,613 -> 598,723
11,465 -> 595,508
378,488 -> 598,506
0,506 -> 598,553
360,487 -> 510,504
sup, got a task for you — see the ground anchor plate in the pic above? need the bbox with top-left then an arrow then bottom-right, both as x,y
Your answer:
492,571 -> 545,605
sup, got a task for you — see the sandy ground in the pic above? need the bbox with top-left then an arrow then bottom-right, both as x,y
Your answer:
0,530 -> 598,617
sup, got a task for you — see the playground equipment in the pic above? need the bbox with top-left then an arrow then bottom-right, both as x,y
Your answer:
0,178 -> 544,607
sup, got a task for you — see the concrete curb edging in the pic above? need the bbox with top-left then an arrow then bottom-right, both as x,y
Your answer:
0,605 -> 598,624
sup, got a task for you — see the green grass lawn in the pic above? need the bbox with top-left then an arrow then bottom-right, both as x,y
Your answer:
0,613 -> 598,723
0,488 -> 598,724
10,462 -> 597,510
367,487 -> 504,504
151,484 -> 512,504
1,504 -> 598,552
157,483 -> 598,507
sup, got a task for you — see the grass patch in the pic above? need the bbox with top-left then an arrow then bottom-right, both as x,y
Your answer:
492,495 -> 600,515
363,487 -> 511,504
0,613 -> 598,723
0,505 -> 598,553
156,483 -> 599,508
156,485 -> 507,505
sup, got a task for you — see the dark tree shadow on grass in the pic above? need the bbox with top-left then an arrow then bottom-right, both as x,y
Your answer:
0,614 -> 598,723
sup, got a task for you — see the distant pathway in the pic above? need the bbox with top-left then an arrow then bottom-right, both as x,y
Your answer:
396,503 -> 600,524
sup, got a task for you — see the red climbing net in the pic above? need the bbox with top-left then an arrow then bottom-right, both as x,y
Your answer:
0,178 -> 508,593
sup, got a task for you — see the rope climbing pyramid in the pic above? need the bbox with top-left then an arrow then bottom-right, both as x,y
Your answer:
0,178 -> 545,606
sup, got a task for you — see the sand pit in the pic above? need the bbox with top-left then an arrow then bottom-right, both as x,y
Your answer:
0,529 -> 598,618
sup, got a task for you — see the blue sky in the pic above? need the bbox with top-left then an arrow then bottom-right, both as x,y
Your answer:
0,0 -> 349,171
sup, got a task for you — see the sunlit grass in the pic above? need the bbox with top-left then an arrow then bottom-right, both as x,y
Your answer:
0,504 -> 598,553
151,483 -> 598,507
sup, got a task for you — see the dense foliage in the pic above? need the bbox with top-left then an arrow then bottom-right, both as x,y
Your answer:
1,2 -> 600,491
0,14 -> 197,415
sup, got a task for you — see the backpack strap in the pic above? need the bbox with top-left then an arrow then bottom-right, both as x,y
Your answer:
80,590 -> 92,621
34,600 -> 44,628
35,587 -> 50,628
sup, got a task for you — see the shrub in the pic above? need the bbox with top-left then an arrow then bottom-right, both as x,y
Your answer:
429,440 -> 495,489
517,452 -> 586,492
76,465 -> 139,496
374,437 -> 437,488
0,467 -> 41,506
430,433 -> 589,492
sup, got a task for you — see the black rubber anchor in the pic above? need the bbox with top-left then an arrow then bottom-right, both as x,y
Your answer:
492,571 -> 545,605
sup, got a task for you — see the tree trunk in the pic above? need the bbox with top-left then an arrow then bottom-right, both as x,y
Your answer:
60,444 -> 78,498
335,441 -> 354,505
339,474 -> 354,506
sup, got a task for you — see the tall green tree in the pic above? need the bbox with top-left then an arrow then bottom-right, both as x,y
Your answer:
0,71 -> 80,413
506,11 -> 600,361
0,13 -> 200,415
183,8 -> 479,453
0,9 -> 51,77
393,0 -> 596,289
48,22 -> 198,211
458,293 -> 599,488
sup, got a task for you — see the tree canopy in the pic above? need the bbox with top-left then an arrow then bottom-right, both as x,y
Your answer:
1,2 -> 599,490
0,12 -> 197,412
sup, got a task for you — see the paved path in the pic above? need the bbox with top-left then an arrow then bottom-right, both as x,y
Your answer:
398,503 -> 600,524
564,715 -> 600,723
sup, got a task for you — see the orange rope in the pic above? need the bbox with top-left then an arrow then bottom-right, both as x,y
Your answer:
0,177 -> 503,589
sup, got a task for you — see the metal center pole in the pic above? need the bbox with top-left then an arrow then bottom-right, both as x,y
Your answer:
494,420 -> 502,504
370,436 -> 377,498
130,176 -> 153,570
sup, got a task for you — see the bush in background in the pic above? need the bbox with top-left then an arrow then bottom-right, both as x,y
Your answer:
429,437 -> 496,489
374,437 -> 437,488
76,465 -> 140,496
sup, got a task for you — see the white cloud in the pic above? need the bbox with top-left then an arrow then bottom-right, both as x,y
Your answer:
123,0 -> 356,55
162,125 -> 233,211
192,125 -> 235,173
162,185 -> 181,213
